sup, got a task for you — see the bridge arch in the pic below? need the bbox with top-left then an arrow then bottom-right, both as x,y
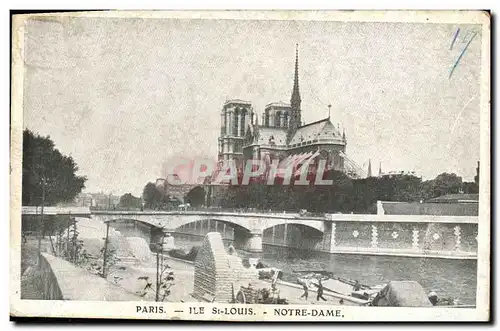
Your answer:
174,218 -> 251,234
90,212 -> 329,254
100,218 -> 165,245
93,216 -> 165,230
169,216 -> 253,233
92,213 -> 325,234
262,222 -> 325,251
262,221 -> 324,234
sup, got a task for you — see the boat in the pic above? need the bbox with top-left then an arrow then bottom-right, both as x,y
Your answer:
371,281 -> 476,308
294,273 -> 474,308
294,270 -> 385,301
168,246 -> 200,262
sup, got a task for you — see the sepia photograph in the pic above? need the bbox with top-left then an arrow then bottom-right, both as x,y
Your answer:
9,10 -> 490,321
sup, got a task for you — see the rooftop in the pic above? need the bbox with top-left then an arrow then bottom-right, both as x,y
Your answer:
255,127 -> 288,146
289,118 -> 344,146
224,99 -> 252,106
265,101 -> 291,108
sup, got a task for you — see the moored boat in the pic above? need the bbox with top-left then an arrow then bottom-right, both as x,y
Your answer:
168,246 -> 200,262
295,270 -> 384,301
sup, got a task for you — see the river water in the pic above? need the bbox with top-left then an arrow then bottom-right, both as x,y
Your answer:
174,235 -> 477,305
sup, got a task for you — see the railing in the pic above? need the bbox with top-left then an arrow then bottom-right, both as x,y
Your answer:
21,206 -> 91,215
21,206 -> 479,226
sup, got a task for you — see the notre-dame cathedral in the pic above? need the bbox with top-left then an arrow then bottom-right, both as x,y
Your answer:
217,45 -> 347,176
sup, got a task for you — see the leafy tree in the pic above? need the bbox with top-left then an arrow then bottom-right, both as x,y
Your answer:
350,177 -> 378,212
422,173 -> 463,199
418,180 -> 434,201
22,129 -> 87,206
143,182 -> 164,209
374,174 -> 422,202
216,170 -> 469,213
462,182 -> 479,194
185,186 -> 206,207
119,193 -> 142,209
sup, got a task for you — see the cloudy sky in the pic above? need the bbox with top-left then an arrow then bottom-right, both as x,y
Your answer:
22,16 -> 483,196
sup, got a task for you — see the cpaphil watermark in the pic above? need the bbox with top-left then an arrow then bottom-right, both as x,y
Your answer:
162,157 -> 338,186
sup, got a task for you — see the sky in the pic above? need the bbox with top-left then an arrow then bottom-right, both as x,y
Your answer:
22,16 -> 483,196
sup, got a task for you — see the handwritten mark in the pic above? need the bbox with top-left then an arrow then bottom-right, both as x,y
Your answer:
446,95 -> 476,150
449,28 -> 460,50
449,32 -> 477,79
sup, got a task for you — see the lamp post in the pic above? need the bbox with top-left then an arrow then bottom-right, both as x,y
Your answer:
155,226 -> 165,302
37,178 -> 47,266
155,241 -> 160,302
102,221 -> 111,278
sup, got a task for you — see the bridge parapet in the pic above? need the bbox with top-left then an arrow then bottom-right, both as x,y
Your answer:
91,210 -> 478,223
22,206 -> 91,217
325,214 -> 478,224
87,210 -> 478,259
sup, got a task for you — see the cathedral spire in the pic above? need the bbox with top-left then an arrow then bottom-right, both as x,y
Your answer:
292,44 -> 301,106
288,44 -> 302,143
367,159 -> 372,178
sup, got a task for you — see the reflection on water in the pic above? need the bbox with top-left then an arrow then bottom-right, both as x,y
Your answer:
260,246 -> 477,305
174,235 -> 477,305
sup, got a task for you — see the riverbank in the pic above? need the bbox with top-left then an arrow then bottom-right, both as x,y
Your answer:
101,252 -> 363,305
173,237 -> 477,306
128,255 -> 365,305
18,232 -> 476,305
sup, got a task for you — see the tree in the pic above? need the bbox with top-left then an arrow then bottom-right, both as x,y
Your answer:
423,173 -> 463,199
22,129 -> 87,206
143,182 -> 163,209
119,193 -> 142,209
374,174 -> 422,202
185,186 -> 206,207
304,170 -> 353,213
462,182 -> 479,194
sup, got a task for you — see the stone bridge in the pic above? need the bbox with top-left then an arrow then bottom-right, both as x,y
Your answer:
21,207 -> 479,258
91,211 -> 326,253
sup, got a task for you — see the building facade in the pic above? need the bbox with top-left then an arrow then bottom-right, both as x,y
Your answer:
216,45 -> 347,176
217,100 -> 254,163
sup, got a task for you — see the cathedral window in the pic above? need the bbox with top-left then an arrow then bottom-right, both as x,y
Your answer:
275,111 -> 282,127
233,108 -> 240,136
240,109 -> 247,136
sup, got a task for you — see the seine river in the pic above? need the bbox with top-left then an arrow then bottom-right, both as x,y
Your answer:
174,235 -> 477,305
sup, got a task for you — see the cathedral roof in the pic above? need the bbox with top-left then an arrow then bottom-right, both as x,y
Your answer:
265,101 -> 291,108
255,127 -> 288,147
289,118 -> 343,145
224,99 -> 252,106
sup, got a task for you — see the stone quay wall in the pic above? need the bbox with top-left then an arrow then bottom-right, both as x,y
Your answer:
37,253 -> 141,301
